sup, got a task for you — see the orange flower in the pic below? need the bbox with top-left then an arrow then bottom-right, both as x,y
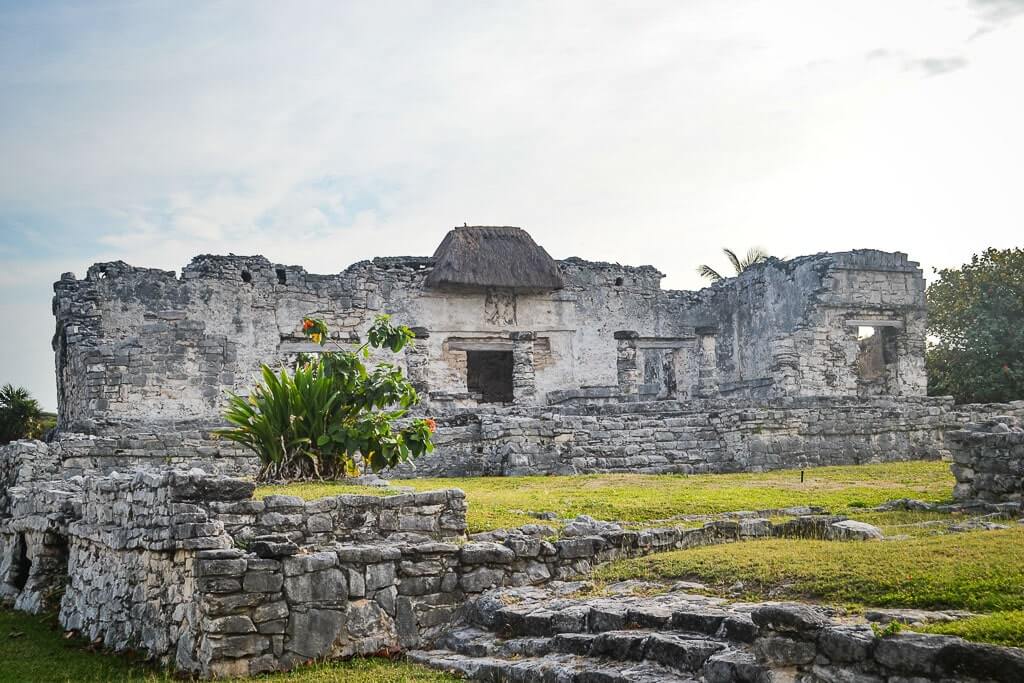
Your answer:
425,418 -> 437,433
302,319 -> 315,331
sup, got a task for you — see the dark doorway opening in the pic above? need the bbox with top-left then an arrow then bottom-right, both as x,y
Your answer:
11,534 -> 30,591
466,350 -> 514,403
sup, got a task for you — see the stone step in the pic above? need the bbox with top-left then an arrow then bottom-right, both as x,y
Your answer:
484,599 -> 757,643
407,649 -> 706,682
438,625 -> 733,674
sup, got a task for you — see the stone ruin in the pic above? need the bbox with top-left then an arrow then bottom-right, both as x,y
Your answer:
2,225 -> 1024,680
56,226 -> 931,433
42,225 -> 1024,477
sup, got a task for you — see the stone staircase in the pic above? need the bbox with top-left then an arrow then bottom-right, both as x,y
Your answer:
408,583 -> 1024,683
408,585 -> 773,682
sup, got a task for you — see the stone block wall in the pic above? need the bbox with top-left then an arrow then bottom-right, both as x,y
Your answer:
209,490 -> 467,547
0,450 -> 472,678
8,431 -> 256,479
405,397 -> 1024,478
0,440 -> 60,516
949,417 -> 1024,503
15,396 -> 1024,483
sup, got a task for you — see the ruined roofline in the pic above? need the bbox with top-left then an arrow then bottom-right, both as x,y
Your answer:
661,248 -> 924,299
558,256 -> 665,278
57,246 -> 919,295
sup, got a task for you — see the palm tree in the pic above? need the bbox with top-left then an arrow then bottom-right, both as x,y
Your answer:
0,384 -> 43,444
697,247 -> 770,282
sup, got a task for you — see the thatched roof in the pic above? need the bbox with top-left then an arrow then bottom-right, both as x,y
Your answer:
425,226 -> 564,291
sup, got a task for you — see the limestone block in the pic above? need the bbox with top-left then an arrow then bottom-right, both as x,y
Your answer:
283,568 -> 347,605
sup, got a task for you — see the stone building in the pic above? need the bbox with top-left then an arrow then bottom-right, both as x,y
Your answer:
52,226 -> 927,434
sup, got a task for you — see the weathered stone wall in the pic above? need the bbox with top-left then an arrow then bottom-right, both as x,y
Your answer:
210,490 -> 467,547
0,440 -> 61,516
949,417 -> 1024,503
18,397 -> 1024,482
398,397 -> 1024,478
52,244 -> 928,434
0,452 -> 472,678
660,250 -> 927,400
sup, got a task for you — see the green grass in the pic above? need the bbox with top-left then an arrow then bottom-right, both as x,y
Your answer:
259,461 -> 955,532
592,526 -> 1024,646
0,610 -> 455,683
916,610 -> 1024,648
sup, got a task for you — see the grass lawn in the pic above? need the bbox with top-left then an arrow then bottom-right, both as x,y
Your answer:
258,461 -> 955,532
916,610 -> 1024,648
592,526 -> 1024,647
0,610 -> 456,683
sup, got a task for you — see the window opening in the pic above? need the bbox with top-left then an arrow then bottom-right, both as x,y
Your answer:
466,350 -> 514,403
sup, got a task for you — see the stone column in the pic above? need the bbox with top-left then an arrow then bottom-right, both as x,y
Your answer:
510,331 -> 536,404
614,331 -> 640,400
405,327 -> 430,395
694,326 -> 719,398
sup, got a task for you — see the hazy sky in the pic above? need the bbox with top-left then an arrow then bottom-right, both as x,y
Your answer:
2,1 -> 1023,410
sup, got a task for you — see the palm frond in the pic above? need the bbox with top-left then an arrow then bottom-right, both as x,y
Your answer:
723,248 -> 742,275
742,247 -> 769,270
697,264 -> 724,281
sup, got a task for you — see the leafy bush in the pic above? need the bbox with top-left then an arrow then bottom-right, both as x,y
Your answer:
0,384 -> 45,445
926,247 -> 1024,403
217,315 -> 435,480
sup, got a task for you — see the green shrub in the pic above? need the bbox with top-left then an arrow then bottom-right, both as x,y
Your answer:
926,247 -> 1024,403
216,315 -> 434,481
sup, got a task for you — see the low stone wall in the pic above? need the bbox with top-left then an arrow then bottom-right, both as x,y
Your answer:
170,513 -> 882,676
211,490 -> 467,547
22,397 -> 1024,480
410,397 -> 1024,477
0,461 -> 470,678
949,417 -> 1024,503
49,430 -> 256,478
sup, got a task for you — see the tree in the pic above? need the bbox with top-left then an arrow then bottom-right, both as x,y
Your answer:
926,247 -> 1024,404
0,384 -> 44,445
216,315 -> 435,481
697,247 -> 770,282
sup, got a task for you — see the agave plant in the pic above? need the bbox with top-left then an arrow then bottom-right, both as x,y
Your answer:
217,315 -> 435,481
697,247 -> 771,282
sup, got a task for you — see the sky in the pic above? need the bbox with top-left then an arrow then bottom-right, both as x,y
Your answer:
1,0 -> 1023,411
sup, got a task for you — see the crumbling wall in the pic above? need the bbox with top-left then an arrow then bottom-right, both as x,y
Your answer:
949,417 -> 1024,503
659,250 -> 927,399
53,244 -> 929,436
0,452 -> 475,678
